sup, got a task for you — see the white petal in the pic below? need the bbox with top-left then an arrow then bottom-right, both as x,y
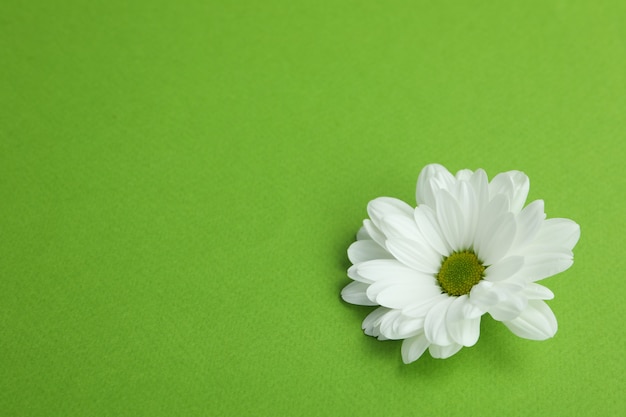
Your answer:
489,291 -> 528,321
455,181 -> 479,249
347,240 -> 392,264
367,197 -> 414,230
428,342 -> 463,359
474,209 -> 517,265
402,294 -> 448,318
484,256 -> 524,282
434,189 -> 467,250
368,278 -> 442,309
533,218 -> 581,251
353,259 -> 424,283
356,226 -> 370,241
473,194 -> 508,256
393,316 -> 426,339
424,296 -> 455,345
446,295 -> 481,346
462,299 -> 485,319
469,281 -> 499,309
416,164 -> 456,208
385,237 -> 440,274
362,307 -> 390,338
401,332 -> 430,364
518,252 -> 574,282
341,281 -> 377,306
379,311 -> 425,340
511,200 -> 545,252
455,169 -> 473,181
414,205 -> 451,256
522,283 -> 554,300
363,219 -> 387,248
502,300 -> 557,340
377,214 -> 422,241
489,170 -> 530,213
469,169 -> 489,210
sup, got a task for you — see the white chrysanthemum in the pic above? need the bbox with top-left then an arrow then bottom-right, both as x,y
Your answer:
341,164 -> 580,363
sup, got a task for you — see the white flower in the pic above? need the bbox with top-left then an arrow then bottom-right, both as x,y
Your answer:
341,164 -> 580,363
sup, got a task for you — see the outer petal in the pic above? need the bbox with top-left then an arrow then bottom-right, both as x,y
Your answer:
434,189 -> 469,250
367,197 -> 414,230
516,251 -> 574,282
385,236 -> 440,274
484,256 -> 524,282
446,295 -> 481,346
377,214 -> 422,241
341,281 -> 377,306
533,218 -> 581,251
488,170 -> 530,213
424,296 -> 455,345
474,210 -> 517,265
368,278 -> 442,309
362,307 -> 390,339
352,259 -> 426,283
469,169 -> 489,210
362,219 -> 387,248
488,291 -> 528,321
402,294 -> 449,318
416,164 -> 456,208
502,300 -> 558,340
379,311 -> 425,340
429,343 -> 463,359
469,280 -> 500,310
347,239 -> 392,264
401,332 -> 431,363
511,200 -> 545,252
522,283 -> 554,300
414,205 -> 451,256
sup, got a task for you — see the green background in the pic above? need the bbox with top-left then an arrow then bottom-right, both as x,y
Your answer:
1,1 -> 624,416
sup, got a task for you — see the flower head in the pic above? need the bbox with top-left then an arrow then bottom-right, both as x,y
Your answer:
341,164 -> 580,363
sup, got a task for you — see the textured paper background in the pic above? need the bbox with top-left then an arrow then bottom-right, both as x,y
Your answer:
1,1 -> 624,416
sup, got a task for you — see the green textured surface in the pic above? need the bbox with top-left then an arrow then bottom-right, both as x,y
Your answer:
1,1 -> 624,416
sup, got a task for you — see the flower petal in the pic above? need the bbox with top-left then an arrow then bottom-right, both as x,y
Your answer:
379,311 -> 425,340
469,169 -> 489,210
446,296 -> 481,346
428,342 -> 463,359
401,332 -> 430,364
502,300 -> 558,340
434,189 -> 467,250
347,239 -> 392,264
353,259 -> 424,283
522,283 -> 554,300
402,294 -> 448,318
533,218 -> 581,251
484,256 -> 524,282
341,281 -> 377,306
424,296 -> 455,345
362,307 -> 390,338
416,164 -> 456,208
377,214 -> 422,241
368,278 -> 442,309
474,209 -> 517,265
385,237 -> 440,274
518,252 -> 574,282
414,205 -> 451,256
489,170 -> 530,213
469,281 -> 500,309
488,291 -> 528,321
511,200 -> 545,252
367,197 -> 414,230
362,219 -> 387,248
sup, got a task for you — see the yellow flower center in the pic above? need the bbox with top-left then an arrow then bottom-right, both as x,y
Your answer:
436,251 -> 485,296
